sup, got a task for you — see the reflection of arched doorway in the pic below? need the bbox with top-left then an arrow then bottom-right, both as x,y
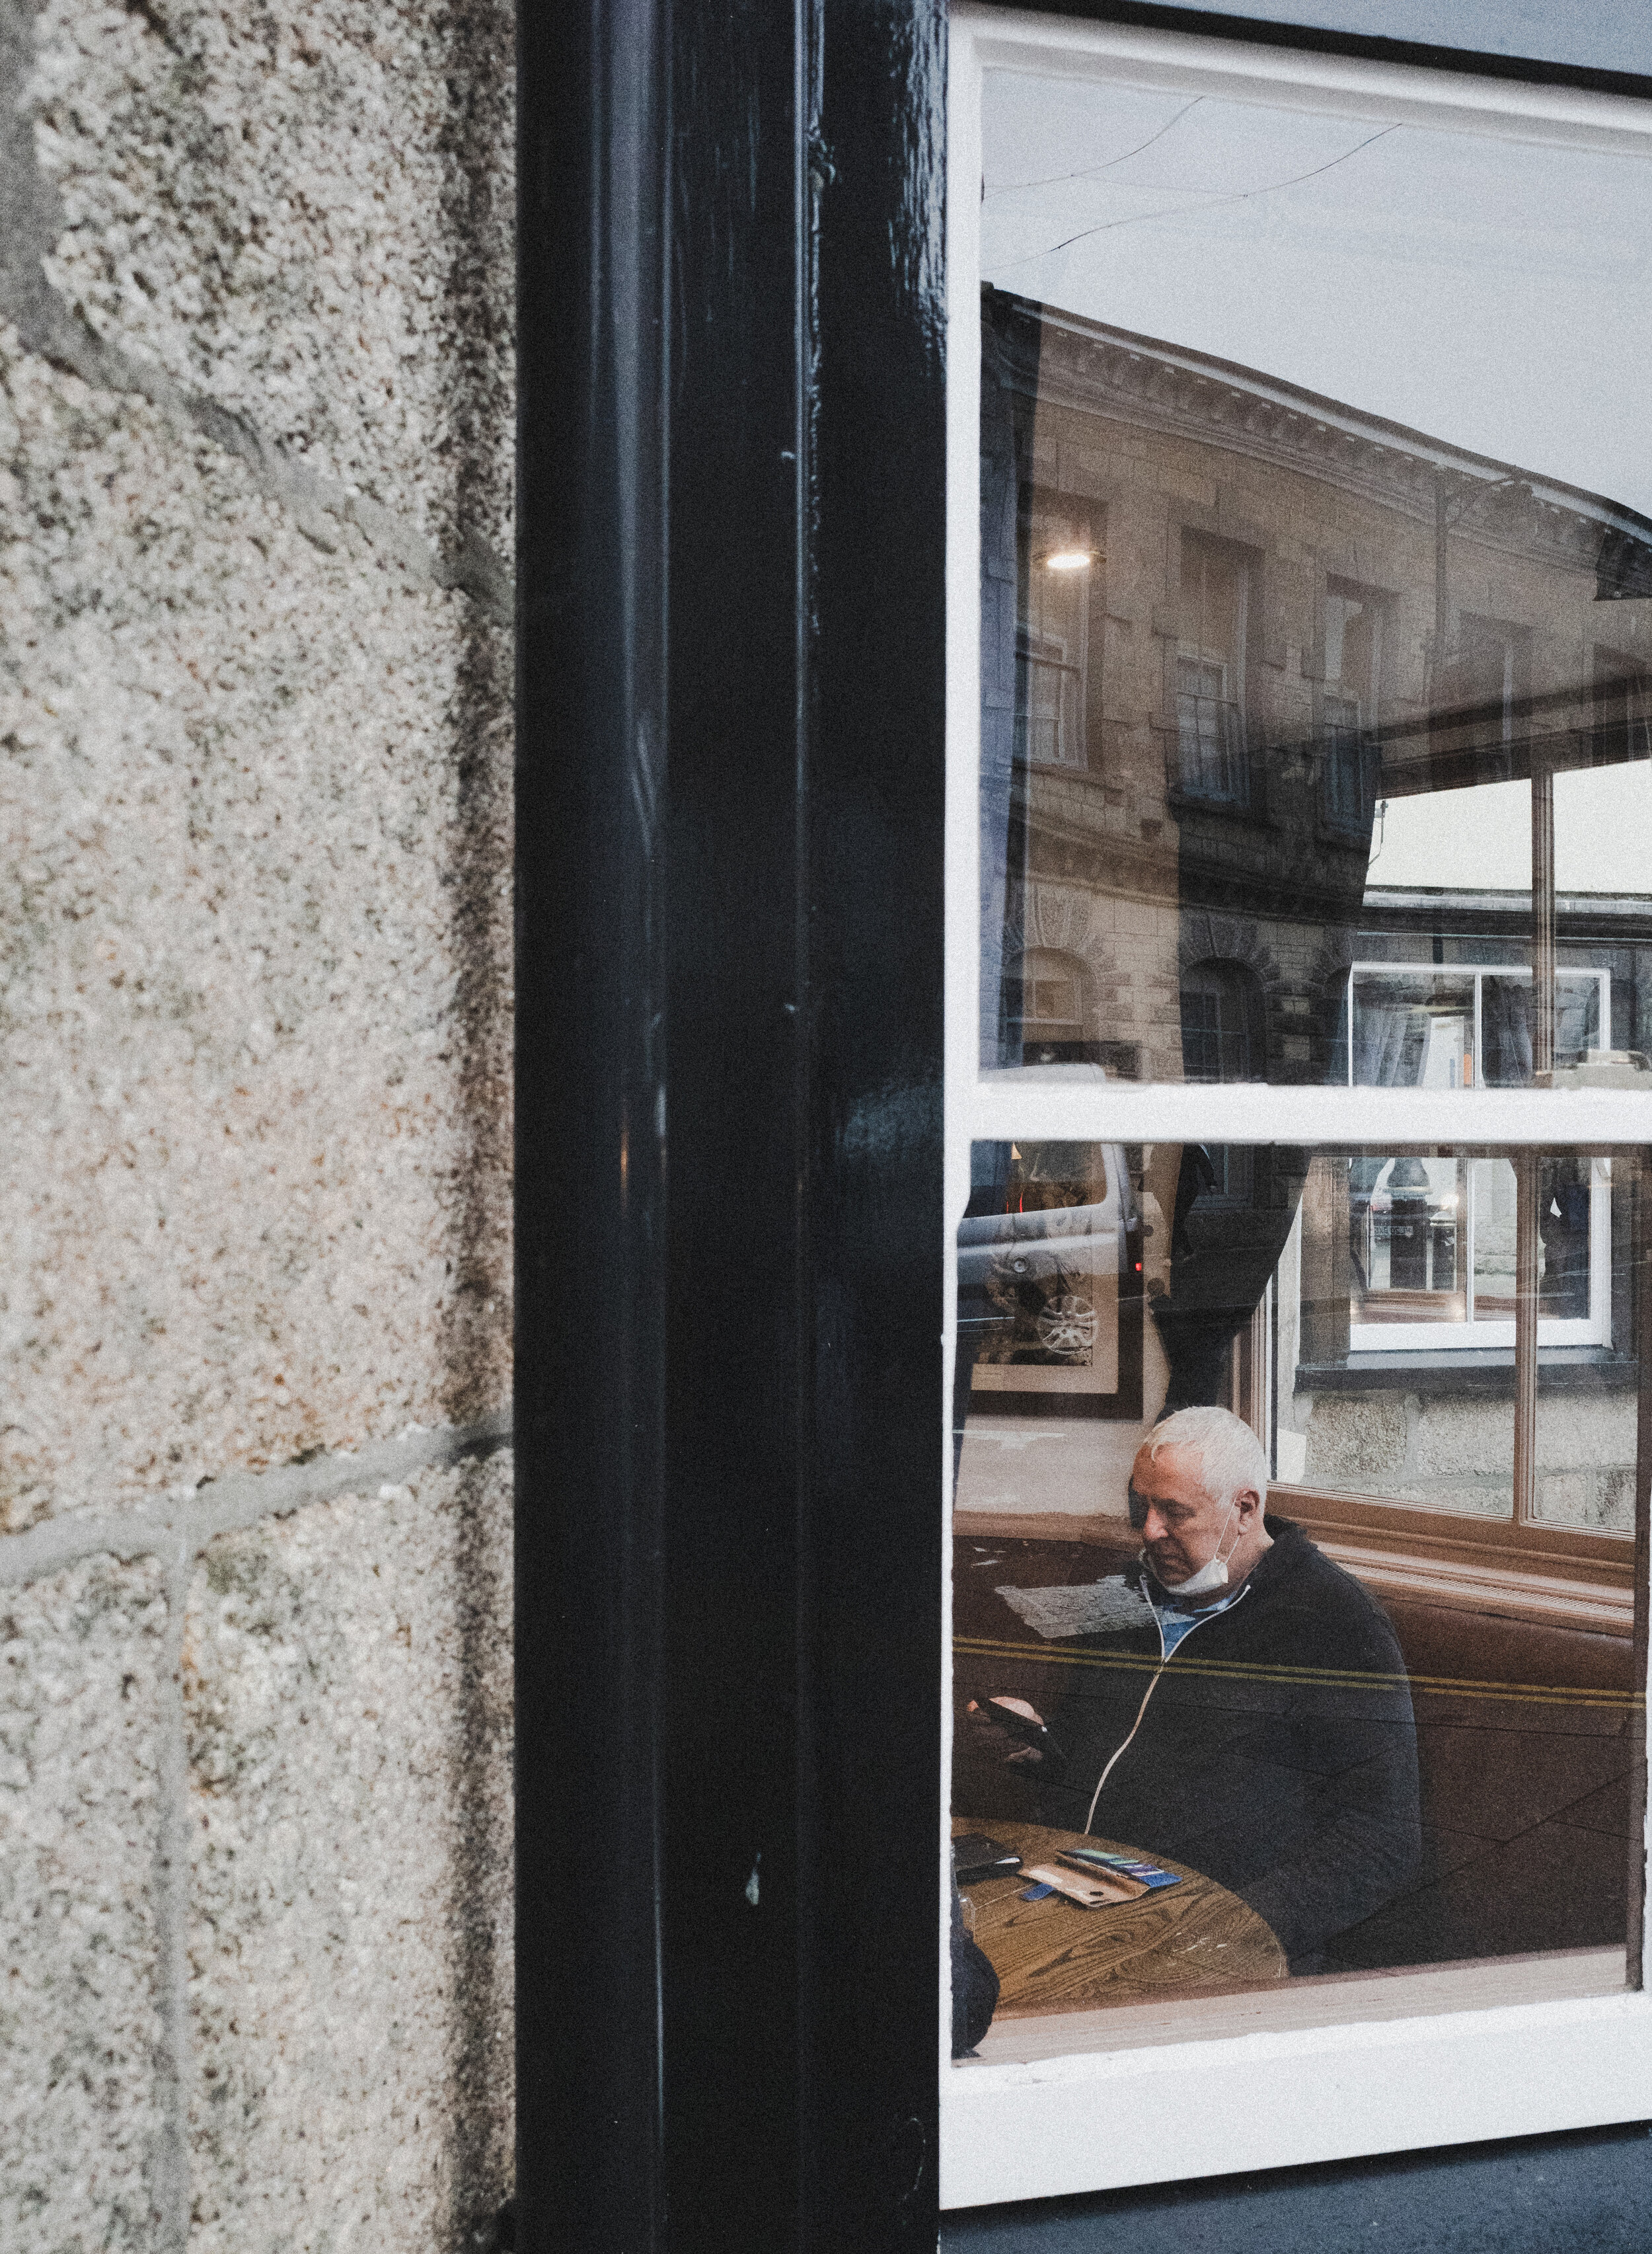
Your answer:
1008,947 -> 1094,1064
1180,958 -> 1265,1083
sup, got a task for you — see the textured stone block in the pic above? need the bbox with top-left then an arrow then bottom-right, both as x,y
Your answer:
1302,1391 -> 1409,1485
1533,1392 -> 1637,1473
0,1554 -> 169,2253
1404,1481 -> 1513,1520
0,343 -> 511,1525
30,0 -> 514,563
186,1448 -> 512,2253
1536,1471 -> 1600,1528
1408,1397 -> 1514,1481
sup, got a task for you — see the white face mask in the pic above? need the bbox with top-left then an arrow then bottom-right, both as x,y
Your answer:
1147,1500 -> 1239,1598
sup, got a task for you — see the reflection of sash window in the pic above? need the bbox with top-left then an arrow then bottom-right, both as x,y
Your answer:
1593,648 -> 1652,763
1175,533 -> 1250,804
1343,962 -> 1612,1348
1012,949 -> 1088,1061
1014,631 -> 1084,767
1175,656 -> 1246,801
1429,616 -> 1527,776
1322,693 -> 1367,826
1180,962 -> 1259,1085
1321,585 -> 1384,830
1013,503 -> 1094,768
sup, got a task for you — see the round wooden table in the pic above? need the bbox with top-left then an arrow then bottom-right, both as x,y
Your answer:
954,1818 -> 1287,2015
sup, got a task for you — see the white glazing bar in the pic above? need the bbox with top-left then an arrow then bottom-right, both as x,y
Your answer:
939,0 -> 984,2082
942,1990 -> 1652,2208
956,5 -> 1652,155
965,1075 -> 1652,1149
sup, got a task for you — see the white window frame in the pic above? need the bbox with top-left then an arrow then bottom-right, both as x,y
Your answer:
943,5 -> 1652,2211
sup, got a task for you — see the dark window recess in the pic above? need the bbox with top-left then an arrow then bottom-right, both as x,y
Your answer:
1180,960 -> 1265,1083
1320,584 -> 1385,832
1594,646 -> 1652,764
1430,614 -> 1529,777
1010,947 -> 1100,1064
1176,533 -> 1250,805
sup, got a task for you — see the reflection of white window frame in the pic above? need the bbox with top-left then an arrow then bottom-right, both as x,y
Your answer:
1345,962 -> 1610,1092
1343,963 -> 1612,1346
1347,1153 -> 1611,1350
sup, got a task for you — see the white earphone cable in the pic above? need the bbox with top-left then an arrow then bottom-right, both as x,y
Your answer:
1082,1609 -> 1167,1836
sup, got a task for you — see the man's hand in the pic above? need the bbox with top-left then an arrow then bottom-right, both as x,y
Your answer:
966,1695 -> 1049,1766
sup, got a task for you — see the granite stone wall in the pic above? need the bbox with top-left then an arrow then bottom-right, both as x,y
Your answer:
0,1 -> 515,2245
1293,1386 -> 1637,1530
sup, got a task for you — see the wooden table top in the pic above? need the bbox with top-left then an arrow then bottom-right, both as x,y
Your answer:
954,1818 -> 1287,2017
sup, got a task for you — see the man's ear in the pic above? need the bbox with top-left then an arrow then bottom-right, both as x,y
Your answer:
1234,1485 -> 1265,1526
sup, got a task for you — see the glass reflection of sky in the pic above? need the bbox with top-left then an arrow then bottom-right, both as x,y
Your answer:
983,75 -> 1652,514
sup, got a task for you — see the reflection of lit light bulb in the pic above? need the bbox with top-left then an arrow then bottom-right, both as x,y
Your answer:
1044,549 -> 1092,572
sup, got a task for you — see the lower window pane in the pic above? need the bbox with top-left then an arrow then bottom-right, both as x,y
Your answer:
952,1140 -> 1646,2061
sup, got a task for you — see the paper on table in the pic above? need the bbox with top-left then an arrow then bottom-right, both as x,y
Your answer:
994,1574 -> 1154,1641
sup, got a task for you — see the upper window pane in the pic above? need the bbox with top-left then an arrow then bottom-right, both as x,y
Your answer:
979,83 -> 1652,1084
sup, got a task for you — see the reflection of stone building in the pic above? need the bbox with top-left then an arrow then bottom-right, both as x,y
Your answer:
979,289 -> 1652,1085
977,289 -> 1652,1533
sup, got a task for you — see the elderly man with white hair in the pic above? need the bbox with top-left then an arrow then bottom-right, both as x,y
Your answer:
972,1405 -> 1420,1971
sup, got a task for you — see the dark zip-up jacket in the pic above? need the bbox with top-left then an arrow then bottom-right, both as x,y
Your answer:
1034,1518 -> 1420,1968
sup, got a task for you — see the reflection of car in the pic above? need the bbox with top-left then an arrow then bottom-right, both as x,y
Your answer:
957,1144 -> 1139,1366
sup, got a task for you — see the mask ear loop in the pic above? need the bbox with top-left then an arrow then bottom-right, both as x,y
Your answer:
1209,1497 -> 1241,1574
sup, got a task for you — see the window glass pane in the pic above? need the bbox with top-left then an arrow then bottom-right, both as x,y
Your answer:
978,87 -> 1652,1084
954,1141 -> 1645,2052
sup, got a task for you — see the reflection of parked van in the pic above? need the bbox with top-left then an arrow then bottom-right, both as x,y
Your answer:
959,1143 -> 1139,1401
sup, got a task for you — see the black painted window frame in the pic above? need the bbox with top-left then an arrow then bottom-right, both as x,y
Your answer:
513,6 -> 1652,2251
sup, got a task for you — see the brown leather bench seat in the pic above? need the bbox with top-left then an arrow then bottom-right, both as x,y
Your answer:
954,1529 -> 1638,1973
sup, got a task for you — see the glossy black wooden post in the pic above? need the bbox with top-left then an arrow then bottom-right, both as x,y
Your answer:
515,0 -> 672,2247
516,1 -> 947,2247
800,3 -> 948,2241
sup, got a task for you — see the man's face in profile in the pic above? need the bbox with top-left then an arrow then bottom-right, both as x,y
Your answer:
1127,1442 -> 1227,1586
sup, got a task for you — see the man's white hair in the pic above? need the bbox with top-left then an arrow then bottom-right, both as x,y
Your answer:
1146,1405 -> 1269,1512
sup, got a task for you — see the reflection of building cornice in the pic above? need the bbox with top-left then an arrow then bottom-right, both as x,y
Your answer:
1024,808 -> 1178,904
993,292 -> 1652,588
1363,886 -> 1652,928
1022,800 -> 1367,926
